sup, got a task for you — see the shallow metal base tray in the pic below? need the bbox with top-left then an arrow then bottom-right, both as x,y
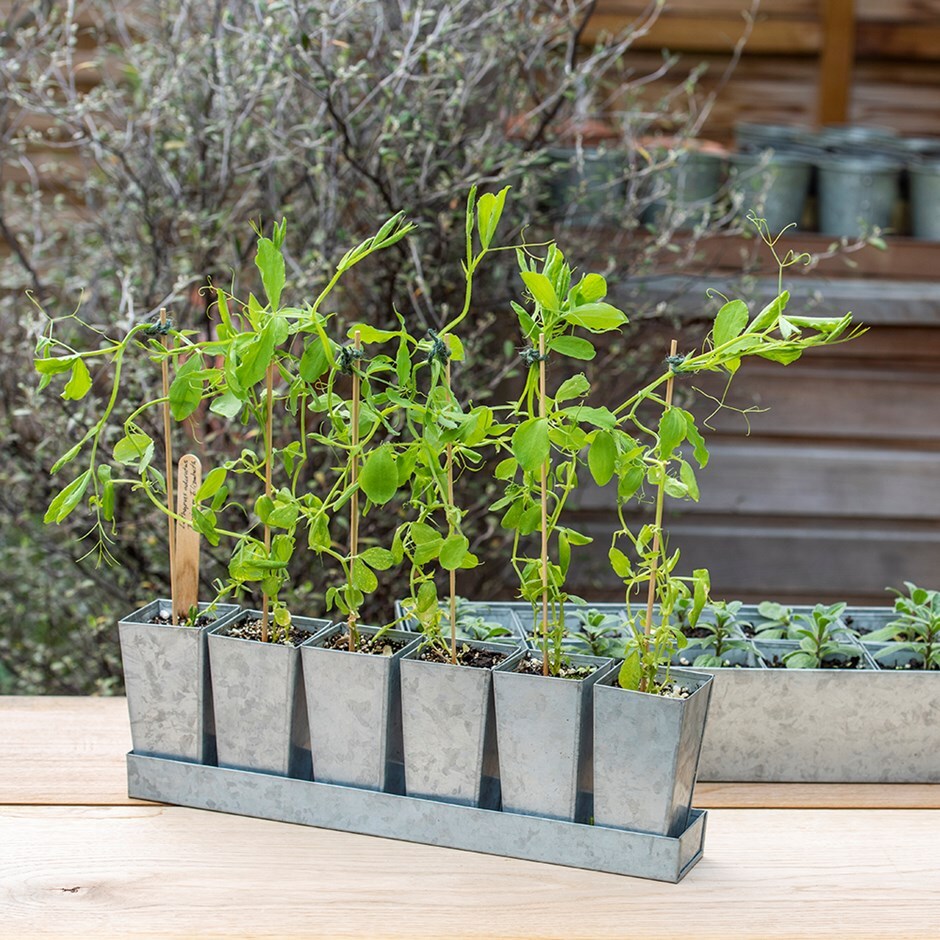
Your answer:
127,753 -> 706,883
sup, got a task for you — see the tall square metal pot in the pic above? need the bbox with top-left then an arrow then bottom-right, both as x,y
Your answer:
400,638 -> 525,809
493,653 -> 614,822
208,612 -> 331,779
302,623 -> 420,793
593,666 -> 714,837
119,598 -> 240,764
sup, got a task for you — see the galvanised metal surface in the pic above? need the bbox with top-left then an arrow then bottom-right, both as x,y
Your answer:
302,624 -> 419,793
119,599 -> 240,764
840,607 -> 895,642
696,651 -> 940,783
493,653 -> 615,823
593,667 -> 713,838
208,612 -> 331,779
394,600 -> 528,646
400,639 -> 525,809
126,753 -> 707,883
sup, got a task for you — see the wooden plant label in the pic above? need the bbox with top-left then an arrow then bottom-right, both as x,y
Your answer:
173,454 -> 201,622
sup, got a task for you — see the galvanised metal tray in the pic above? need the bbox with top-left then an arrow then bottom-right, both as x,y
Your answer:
126,753 -> 707,883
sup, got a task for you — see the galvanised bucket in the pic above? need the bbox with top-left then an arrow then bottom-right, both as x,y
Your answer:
493,653 -> 614,822
400,638 -> 525,809
593,666 -> 713,837
729,151 -> 812,232
208,612 -> 330,779
909,160 -> 940,239
816,154 -> 901,237
119,598 -> 240,764
302,623 -> 420,793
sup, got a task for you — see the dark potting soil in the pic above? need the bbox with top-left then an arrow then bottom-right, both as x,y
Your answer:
149,612 -> 214,628
762,655 -> 863,670
220,617 -> 314,647
515,655 -> 596,680
682,626 -> 713,639
325,630 -> 409,657
884,659 -> 927,671
739,624 -> 757,638
416,644 -> 507,669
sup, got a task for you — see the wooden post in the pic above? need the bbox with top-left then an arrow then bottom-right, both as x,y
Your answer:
173,455 -> 201,622
818,0 -> 855,126
539,332 -> 549,678
260,362 -> 275,644
159,308 -> 177,625
642,339 -> 678,692
348,330 -> 362,653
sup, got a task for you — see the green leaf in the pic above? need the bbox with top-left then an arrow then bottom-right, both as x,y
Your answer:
658,408 -> 686,459
713,300 -> 749,348
51,441 -> 82,475
359,445 -> 398,504
35,355 -> 76,376
520,271 -> 559,311
44,470 -> 91,524
410,522 -> 440,546
210,392 -> 243,419
555,373 -> 590,402
511,417 -> 550,472
360,546 -> 396,571
196,467 -> 227,502
746,291 -> 789,334
299,338 -> 333,382
618,464 -> 646,502
255,236 -> 285,310
549,336 -> 596,360
347,324 -> 399,344
62,359 -> 92,400
351,558 -> 378,594
564,303 -> 627,333
567,405 -> 617,430
234,324 -> 276,390
113,433 -> 154,467
574,272 -> 607,303
608,546 -> 633,578
618,651 -> 642,691
588,431 -> 616,486
494,457 -> 517,480
683,412 -> 709,468
757,346 -> 803,365
443,334 -> 464,361
679,460 -> 700,501
477,186 -> 509,249
168,355 -> 205,421
440,533 -> 470,571
307,515 -> 331,552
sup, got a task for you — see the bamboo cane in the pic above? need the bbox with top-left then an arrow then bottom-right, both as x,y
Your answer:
539,332 -> 549,677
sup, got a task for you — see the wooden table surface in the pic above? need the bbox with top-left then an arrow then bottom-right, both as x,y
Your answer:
2,696 -> 940,939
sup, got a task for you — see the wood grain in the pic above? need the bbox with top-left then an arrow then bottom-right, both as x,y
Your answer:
2,805 -> 939,938
4,697 -> 940,807
173,454 -> 201,620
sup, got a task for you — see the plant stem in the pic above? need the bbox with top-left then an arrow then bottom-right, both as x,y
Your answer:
261,360 -> 275,644
642,338 -> 678,692
159,308 -> 177,625
539,332 -> 549,678
446,360 -> 457,666
348,330 -> 362,653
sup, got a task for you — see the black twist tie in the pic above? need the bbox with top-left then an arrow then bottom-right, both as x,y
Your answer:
144,315 -> 173,336
665,353 -> 687,374
338,344 -> 365,374
520,346 -> 549,366
425,328 -> 450,364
